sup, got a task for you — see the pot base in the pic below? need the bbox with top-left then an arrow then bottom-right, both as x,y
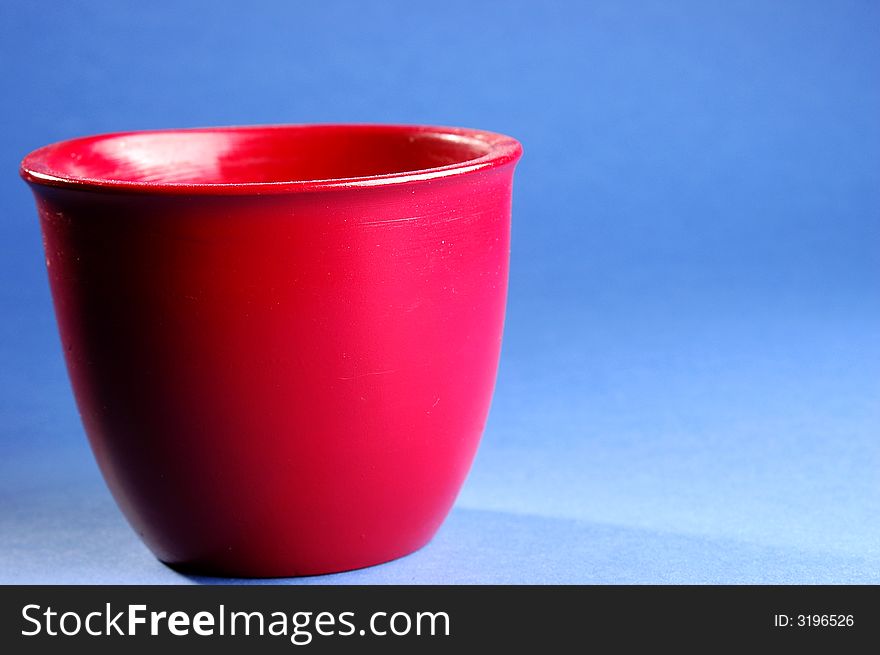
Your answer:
159,532 -> 435,579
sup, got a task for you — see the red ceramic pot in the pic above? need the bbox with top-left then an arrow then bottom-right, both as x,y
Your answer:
20,124 -> 522,577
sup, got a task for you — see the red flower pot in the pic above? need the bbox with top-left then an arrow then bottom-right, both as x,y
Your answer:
20,124 -> 522,577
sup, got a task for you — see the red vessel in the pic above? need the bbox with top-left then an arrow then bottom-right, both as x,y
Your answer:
21,124 -> 522,577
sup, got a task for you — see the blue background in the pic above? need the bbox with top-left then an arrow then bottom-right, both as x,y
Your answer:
1,0 -> 878,583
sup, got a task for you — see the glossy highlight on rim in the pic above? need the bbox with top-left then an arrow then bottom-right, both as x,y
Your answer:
20,124 -> 523,195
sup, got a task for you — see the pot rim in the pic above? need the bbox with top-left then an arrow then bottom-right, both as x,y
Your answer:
20,123 -> 522,196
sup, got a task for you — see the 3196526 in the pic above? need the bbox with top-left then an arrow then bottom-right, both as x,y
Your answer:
773,614 -> 854,628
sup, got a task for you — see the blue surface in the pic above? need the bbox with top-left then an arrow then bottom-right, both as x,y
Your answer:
1,1 -> 878,584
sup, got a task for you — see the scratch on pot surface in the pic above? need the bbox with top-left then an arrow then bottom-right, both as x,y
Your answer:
360,215 -> 424,227
359,207 -> 483,227
337,369 -> 398,381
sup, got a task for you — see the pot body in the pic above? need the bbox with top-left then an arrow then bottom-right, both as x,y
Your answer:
29,160 -> 515,576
